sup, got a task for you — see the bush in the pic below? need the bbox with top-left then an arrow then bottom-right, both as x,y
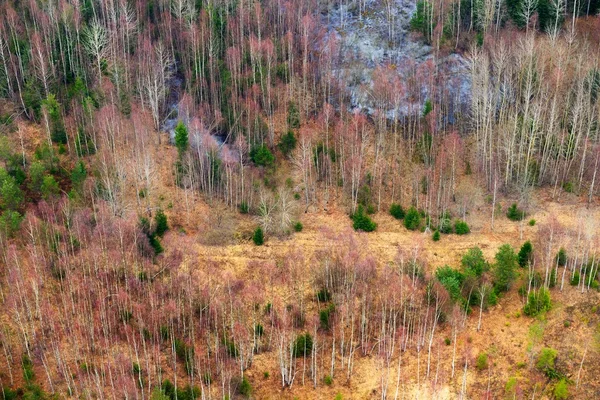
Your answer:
536,347 -> 558,377
389,203 -> 405,219
476,353 -> 489,370
523,287 -> 551,316
461,247 -> 488,276
556,248 -> 567,266
293,333 -> 313,357
435,266 -> 465,301
319,304 -> 335,330
432,230 -> 440,241
570,271 -> 580,286
249,145 -> 275,167
239,201 -> 249,214
323,375 -> 333,385
439,217 -> 452,234
507,203 -> 525,221
404,207 -> 421,231
287,102 -> 300,128
351,205 -> 377,232
0,210 -> 23,237
278,130 -> 297,156
238,376 -> 252,396
554,379 -> 569,400
317,288 -> 331,302
494,244 -> 518,292
174,121 -> 189,154
518,241 -> 533,267
252,227 -> 264,245
41,175 -> 60,199
0,174 -> 24,211
528,219 -> 536,226
454,220 -> 470,235
154,210 -> 168,237
293,221 -> 303,232
410,0 -> 434,43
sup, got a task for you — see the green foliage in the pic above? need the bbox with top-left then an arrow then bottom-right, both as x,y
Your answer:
253,227 -> 264,245
422,99 -> 433,117
439,217 -> 452,234
323,375 -> 333,385
149,234 -> 164,255
461,247 -> 488,276
287,102 -> 300,129
410,1 -> 434,43
22,354 -> 35,384
239,201 -> 249,214
71,161 -> 87,191
554,378 -> 569,400
239,376 -> 252,396
0,173 -> 24,211
0,210 -> 23,237
278,130 -> 297,156
570,271 -> 580,286
454,220 -> 470,235
389,203 -> 405,219
174,121 -> 189,155
536,347 -> 558,377
528,219 -> 536,226
476,353 -> 489,370
249,145 -> 275,167
293,221 -> 303,232
523,287 -> 551,316
154,210 -> 168,237
493,244 -> 518,292
29,161 -> 46,192
507,203 -> 525,221
404,207 -> 421,231
351,205 -> 377,232
518,241 -> 533,267
319,304 -> 335,330
75,127 -> 96,156
435,266 -> 465,301
432,230 -> 440,241
293,333 -> 313,357
41,175 -> 60,199
317,288 -> 331,302
174,338 -> 195,376
556,248 -> 567,266
42,94 -> 68,144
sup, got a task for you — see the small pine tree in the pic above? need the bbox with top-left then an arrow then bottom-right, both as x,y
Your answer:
287,102 -> 300,129
432,230 -> 440,241
518,241 -> 533,267
404,207 -> 421,231
154,210 -> 168,237
523,287 -> 551,316
41,175 -> 60,199
494,244 -> 518,292
454,220 -> 470,235
389,203 -> 405,219
249,145 -> 275,167
351,205 -> 377,232
556,248 -> 567,266
507,203 -> 525,221
253,227 -> 264,245
278,130 -> 297,156
174,121 -> 189,155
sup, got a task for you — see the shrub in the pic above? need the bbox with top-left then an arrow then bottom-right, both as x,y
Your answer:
435,266 -> 465,301
238,376 -> 252,396
528,219 -> 536,226
249,145 -> 275,167
444,337 -> 451,345
239,201 -> 249,214
518,241 -> 533,267
293,333 -> 313,357
323,375 -> 333,385
570,271 -> 580,286
432,230 -> 440,241
476,353 -> 489,370
317,288 -> 331,302
41,175 -> 60,199
22,354 -> 35,383
536,347 -> 558,376
410,1 -> 434,43
1,175 -> 24,210
0,210 -> 23,237
293,221 -> 303,232
263,371 -> 269,379
454,220 -> 470,235
278,130 -> 297,156
351,205 -> 377,232
556,248 -> 567,266
154,210 -> 168,237
404,207 -> 421,231
319,304 -> 335,330
523,287 -> 551,316
149,235 -> 164,255
174,121 -> 189,154
554,379 -> 569,400
494,244 -> 518,292
507,203 -> 525,221
439,217 -> 452,234
252,227 -> 264,245
389,203 -> 405,219
461,247 -> 488,276
255,324 -> 264,336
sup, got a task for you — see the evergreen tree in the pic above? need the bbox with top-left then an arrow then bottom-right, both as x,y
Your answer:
494,244 -> 518,292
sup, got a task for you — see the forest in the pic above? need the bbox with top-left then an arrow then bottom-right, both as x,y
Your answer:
0,0 -> 599,398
